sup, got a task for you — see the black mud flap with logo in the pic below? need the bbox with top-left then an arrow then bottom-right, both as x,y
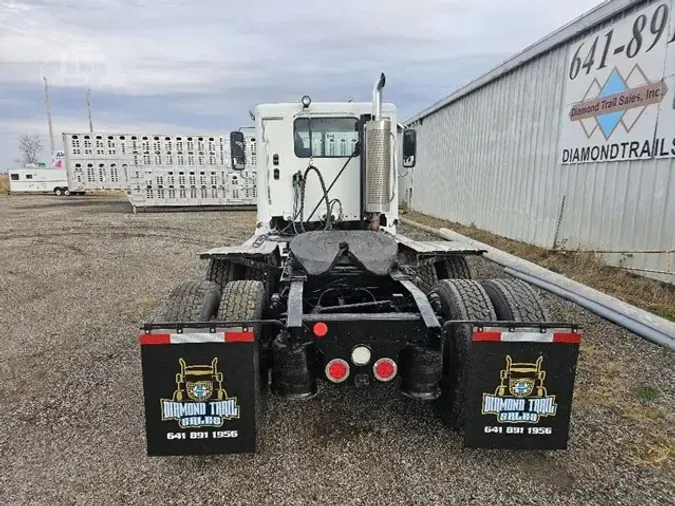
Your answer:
463,325 -> 581,450
139,326 -> 259,456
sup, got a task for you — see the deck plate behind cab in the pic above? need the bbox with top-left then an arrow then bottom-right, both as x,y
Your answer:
393,233 -> 485,256
199,234 -> 278,260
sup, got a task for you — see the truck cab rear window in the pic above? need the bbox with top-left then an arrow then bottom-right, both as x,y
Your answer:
293,117 -> 359,158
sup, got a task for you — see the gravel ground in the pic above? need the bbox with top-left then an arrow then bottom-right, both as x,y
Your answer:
1,195 -> 674,506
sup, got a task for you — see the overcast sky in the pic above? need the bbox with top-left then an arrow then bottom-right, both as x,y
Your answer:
0,0 -> 605,169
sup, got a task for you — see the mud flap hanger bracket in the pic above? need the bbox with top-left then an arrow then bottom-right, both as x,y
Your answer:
441,320 -> 582,334
141,319 -> 285,333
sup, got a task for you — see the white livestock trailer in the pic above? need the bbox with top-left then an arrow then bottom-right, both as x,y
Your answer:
61,131 -> 258,211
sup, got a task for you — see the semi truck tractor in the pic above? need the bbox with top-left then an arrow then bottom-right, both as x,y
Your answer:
139,74 -> 582,456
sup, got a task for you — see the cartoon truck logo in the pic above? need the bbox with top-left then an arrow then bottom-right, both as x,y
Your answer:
173,357 -> 226,402
482,355 -> 557,423
161,357 -> 240,428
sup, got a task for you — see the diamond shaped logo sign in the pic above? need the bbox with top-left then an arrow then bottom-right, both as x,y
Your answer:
560,2 -> 675,165
596,69 -> 628,138
568,64 -> 667,141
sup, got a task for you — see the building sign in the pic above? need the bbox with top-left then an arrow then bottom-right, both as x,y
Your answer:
560,1 -> 675,164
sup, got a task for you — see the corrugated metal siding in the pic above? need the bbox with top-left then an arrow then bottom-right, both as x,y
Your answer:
411,45 -> 569,247
557,153 -> 675,276
407,0 -> 674,282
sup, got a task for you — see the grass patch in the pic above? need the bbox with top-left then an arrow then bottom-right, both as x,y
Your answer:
654,307 -> 675,321
634,441 -> 675,468
635,386 -> 661,402
574,350 -> 674,468
89,190 -> 128,198
0,174 -> 9,195
405,211 -> 675,322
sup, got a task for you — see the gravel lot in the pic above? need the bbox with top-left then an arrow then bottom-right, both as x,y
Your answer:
1,195 -> 674,506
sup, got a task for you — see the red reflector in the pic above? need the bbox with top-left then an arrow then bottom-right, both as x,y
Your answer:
313,322 -> 328,338
325,359 -> 349,383
553,332 -> 582,343
139,333 -> 171,345
225,331 -> 254,342
472,331 -> 502,342
373,358 -> 397,382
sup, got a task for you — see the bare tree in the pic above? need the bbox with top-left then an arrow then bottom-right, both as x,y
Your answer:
16,133 -> 44,166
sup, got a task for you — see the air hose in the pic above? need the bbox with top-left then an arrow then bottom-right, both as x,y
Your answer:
299,164 -> 333,230
280,163 -> 336,235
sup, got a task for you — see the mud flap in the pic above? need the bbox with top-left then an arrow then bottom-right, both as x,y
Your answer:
463,326 -> 581,450
139,326 -> 259,456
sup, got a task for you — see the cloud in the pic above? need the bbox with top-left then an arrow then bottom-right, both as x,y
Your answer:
0,0 -> 604,168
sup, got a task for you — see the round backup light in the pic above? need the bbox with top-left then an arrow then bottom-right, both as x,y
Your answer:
325,358 -> 349,383
373,358 -> 397,382
301,95 -> 312,108
351,346 -> 372,366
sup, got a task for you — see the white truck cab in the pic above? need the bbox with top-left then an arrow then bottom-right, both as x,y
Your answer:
229,75 -> 417,238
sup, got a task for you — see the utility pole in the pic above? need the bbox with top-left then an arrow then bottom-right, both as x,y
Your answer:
44,76 -> 55,155
86,88 -> 94,132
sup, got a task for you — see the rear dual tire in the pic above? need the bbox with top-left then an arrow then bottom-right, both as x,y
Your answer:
206,258 -> 278,297
436,257 -> 472,280
481,278 -> 550,322
151,279 -> 270,426
152,280 -> 221,322
429,279 -> 497,428
152,280 -> 268,374
428,277 -> 550,429
412,256 -> 473,294
152,278 -> 268,328
217,280 -> 270,407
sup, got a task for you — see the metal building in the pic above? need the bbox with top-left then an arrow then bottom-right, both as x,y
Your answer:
403,0 -> 675,284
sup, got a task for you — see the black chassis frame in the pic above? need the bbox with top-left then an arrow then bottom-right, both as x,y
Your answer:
185,232 -> 580,399
195,233 -> 458,395
279,265 -> 443,391
261,237 -> 450,395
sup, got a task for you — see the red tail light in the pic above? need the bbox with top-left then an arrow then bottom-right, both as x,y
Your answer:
325,358 -> 349,383
313,322 -> 328,338
373,358 -> 397,382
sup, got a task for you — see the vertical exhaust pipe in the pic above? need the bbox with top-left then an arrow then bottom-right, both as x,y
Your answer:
372,73 -> 386,120
365,73 -> 391,231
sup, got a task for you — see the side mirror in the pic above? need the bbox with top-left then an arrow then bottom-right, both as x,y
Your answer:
402,128 -> 416,168
230,131 -> 246,170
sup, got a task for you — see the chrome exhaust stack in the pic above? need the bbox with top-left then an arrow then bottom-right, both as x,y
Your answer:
365,73 -> 392,229
372,73 -> 386,120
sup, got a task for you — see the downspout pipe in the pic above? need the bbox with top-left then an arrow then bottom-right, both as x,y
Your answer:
399,218 -> 675,351
505,268 -> 675,351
